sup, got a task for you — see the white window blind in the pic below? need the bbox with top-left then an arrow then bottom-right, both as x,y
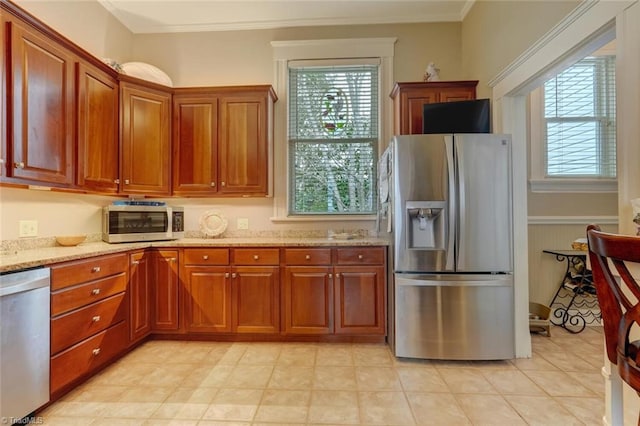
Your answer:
544,56 -> 616,178
288,64 -> 378,214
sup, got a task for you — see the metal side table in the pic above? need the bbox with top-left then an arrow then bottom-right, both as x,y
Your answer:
543,249 -> 601,333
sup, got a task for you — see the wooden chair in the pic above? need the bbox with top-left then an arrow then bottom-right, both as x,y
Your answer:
587,224 -> 640,400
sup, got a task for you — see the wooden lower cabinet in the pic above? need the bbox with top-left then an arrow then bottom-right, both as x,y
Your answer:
129,251 -> 151,343
334,265 -> 386,335
183,265 -> 232,333
233,266 -> 280,333
49,253 -> 129,396
151,250 -> 180,331
282,266 -> 333,334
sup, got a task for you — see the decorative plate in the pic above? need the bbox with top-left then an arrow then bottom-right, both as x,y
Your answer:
199,210 -> 227,237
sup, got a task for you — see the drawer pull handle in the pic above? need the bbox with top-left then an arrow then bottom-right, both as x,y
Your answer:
92,348 -> 101,356
92,315 -> 101,322
305,255 -> 311,260
131,260 -> 139,265
91,288 -> 101,295
92,266 -> 101,273
253,255 -> 259,260
203,255 -> 209,260
170,258 -> 176,262
358,254 -> 364,260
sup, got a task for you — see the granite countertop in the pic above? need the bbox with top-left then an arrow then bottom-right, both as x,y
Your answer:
0,237 -> 389,273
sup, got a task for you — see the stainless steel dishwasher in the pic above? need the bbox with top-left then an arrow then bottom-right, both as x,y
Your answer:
1,267 -> 50,422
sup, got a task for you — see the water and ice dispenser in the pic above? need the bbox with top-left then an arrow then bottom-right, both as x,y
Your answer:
406,201 -> 446,249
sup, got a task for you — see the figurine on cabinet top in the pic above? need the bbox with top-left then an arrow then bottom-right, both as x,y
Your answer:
424,62 -> 441,82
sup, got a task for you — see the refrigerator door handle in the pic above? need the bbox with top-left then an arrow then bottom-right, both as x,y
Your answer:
455,138 -> 466,269
445,137 -> 456,271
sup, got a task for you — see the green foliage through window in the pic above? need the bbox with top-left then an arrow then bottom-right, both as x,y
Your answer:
289,64 -> 378,214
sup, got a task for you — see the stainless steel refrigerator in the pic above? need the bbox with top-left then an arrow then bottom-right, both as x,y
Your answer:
380,134 -> 515,360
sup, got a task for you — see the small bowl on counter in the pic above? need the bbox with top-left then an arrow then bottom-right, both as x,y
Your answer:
55,235 -> 87,247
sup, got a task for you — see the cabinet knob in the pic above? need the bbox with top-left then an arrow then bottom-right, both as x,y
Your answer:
329,274 -> 333,279
221,181 -> 226,187
0,158 -> 4,165
170,258 -> 177,262
225,272 -> 230,278
305,255 -> 311,260
131,260 -> 139,265
335,273 -> 340,278
92,348 -> 101,356
92,315 -> 101,322
358,254 -> 364,260
203,255 -> 209,260
253,255 -> 259,260
114,178 -> 120,184
211,182 -> 216,187
124,179 -> 130,185
14,161 -> 25,169
92,266 -> 101,273
232,273 -> 237,279
91,288 -> 101,295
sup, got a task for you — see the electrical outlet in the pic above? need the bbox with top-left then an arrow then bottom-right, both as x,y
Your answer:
237,218 -> 249,230
19,220 -> 38,237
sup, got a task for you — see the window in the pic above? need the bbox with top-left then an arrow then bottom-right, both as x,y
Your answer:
288,63 -> 379,215
543,56 -> 616,178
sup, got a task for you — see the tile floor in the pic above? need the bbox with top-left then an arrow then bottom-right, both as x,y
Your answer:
39,326 -> 605,425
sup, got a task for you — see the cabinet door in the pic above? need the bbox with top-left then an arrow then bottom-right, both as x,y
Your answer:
283,266 -> 333,334
120,82 -> 171,195
232,266 -> 279,333
404,90 -> 438,135
218,93 -> 269,195
334,265 -> 385,335
172,94 -> 219,196
9,20 -> 74,185
438,87 -> 476,103
129,251 -> 151,343
1,15 -> 6,177
151,250 -> 179,331
183,266 -> 232,333
77,62 -> 119,192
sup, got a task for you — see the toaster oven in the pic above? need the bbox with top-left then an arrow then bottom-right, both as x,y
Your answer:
102,204 -> 184,243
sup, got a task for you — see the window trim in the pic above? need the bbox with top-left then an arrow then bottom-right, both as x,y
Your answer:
270,38 -> 396,221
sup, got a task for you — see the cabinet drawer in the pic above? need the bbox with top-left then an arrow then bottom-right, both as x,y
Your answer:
51,273 -> 127,316
183,248 -> 229,266
51,253 -> 128,290
335,247 -> 385,265
51,293 -> 127,354
284,248 -> 331,265
233,248 -> 280,265
50,320 -> 127,394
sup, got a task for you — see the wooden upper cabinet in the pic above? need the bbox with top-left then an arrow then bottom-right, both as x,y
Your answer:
390,81 -> 478,135
1,15 -> 7,177
76,62 -> 119,192
172,94 -> 219,196
172,86 -> 276,197
8,19 -> 75,185
218,87 -> 276,196
120,81 -> 171,196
